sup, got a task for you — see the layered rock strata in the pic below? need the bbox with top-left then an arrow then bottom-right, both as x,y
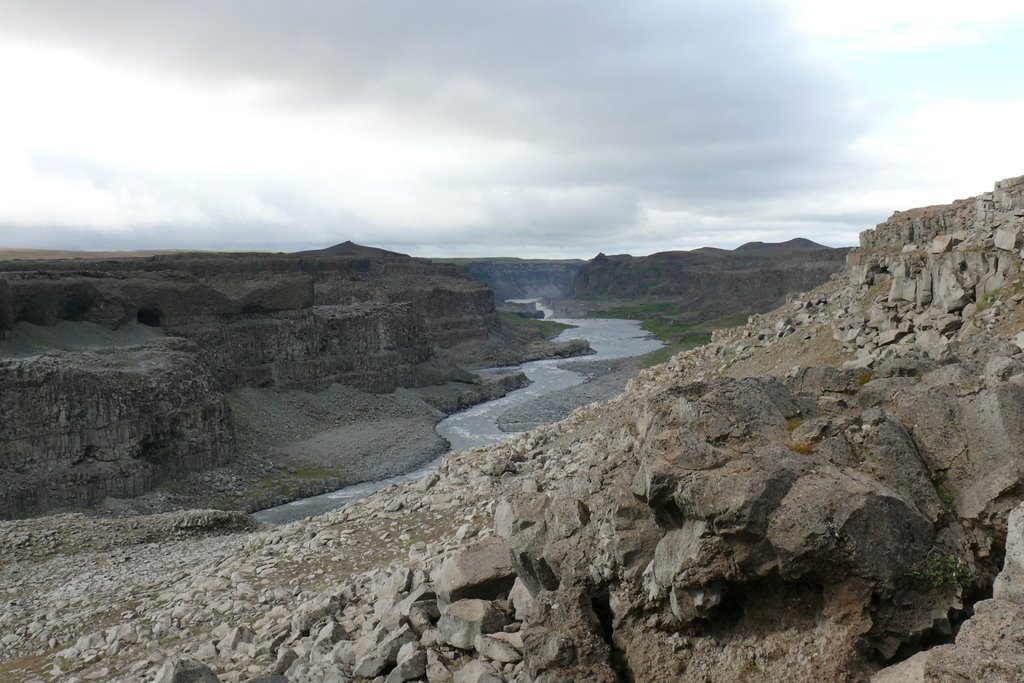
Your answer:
568,238 -> 848,315
0,249 -> 578,519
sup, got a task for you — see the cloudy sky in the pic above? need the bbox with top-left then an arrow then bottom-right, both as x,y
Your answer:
0,0 -> 1021,258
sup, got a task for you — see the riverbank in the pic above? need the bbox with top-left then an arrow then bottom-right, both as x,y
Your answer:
494,355 -> 642,432
93,317 -> 655,521
93,375 -> 529,518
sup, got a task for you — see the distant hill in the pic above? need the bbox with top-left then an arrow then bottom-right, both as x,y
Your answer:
294,241 -> 409,258
735,237 -> 830,252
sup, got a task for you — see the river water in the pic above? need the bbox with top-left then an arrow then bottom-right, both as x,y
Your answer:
254,313 -> 660,524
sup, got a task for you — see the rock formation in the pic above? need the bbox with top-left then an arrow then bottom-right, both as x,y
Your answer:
567,238 -> 848,315
2,176 -> 1024,682
454,260 -> 583,302
0,247 -> 585,519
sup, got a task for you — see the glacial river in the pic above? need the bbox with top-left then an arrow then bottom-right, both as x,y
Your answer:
254,311 -> 661,524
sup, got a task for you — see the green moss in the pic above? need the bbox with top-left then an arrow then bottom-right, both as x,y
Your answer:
857,372 -> 873,386
639,336 -> 710,368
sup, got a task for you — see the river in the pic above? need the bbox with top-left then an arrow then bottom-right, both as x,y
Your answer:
254,313 -> 661,524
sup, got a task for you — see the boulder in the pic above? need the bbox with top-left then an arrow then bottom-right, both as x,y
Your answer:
153,659 -> 222,683
994,503 -> 1024,603
475,632 -> 523,663
872,600 -> 1024,682
437,599 -> 509,650
385,642 -> 428,683
452,660 -> 505,683
436,537 -> 516,603
352,624 -> 418,679
995,227 -> 1022,251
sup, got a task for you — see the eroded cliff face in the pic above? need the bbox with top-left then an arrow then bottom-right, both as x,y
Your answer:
569,239 -> 848,314
0,339 -> 234,519
0,251 -> 506,518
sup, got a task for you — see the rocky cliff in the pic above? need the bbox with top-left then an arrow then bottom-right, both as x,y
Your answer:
569,238 -> 849,315
0,248 -> 571,519
455,260 -> 583,302
4,178 -> 1024,682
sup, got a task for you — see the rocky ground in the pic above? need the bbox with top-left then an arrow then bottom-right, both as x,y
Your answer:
3,177 -> 1024,682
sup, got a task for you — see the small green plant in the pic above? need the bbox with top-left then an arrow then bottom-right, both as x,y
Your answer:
906,549 -> 975,590
857,372 -> 873,386
976,289 -> 1001,312
935,485 -> 956,511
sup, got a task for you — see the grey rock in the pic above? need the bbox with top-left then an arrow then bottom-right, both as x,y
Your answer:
994,503 -> 1024,603
436,537 -> 516,603
153,659 -> 222,683
353,624 -> 418,679
385,642 -> 427,683
475,632 -> 523,663
437,600 -> 509,650
995,227 -> 1022,251
452,660 -> 505,683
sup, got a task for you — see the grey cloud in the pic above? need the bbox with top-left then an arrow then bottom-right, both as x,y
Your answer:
0,0 -> 877,252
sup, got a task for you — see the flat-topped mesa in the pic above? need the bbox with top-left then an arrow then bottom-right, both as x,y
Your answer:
859,175 -> 1024,252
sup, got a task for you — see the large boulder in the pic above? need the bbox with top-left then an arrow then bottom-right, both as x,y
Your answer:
153,659 -> 221,683
436,537 -> 516,603
437,600 -> 509,650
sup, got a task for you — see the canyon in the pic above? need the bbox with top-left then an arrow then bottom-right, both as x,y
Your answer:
0,246 -> 582,519
3,176 -> 1024,682
454,239 -> 847,322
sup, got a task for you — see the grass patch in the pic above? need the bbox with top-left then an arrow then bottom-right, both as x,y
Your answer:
258,464 -> 337,495
499,312 -> 575,340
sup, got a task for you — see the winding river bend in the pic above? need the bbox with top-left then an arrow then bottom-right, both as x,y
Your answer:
254,315 -> 661,524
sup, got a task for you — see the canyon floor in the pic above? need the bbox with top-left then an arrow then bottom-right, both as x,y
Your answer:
96,354 -> 644,519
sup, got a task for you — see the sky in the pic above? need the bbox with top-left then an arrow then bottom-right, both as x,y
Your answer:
0,1 -> 1021,258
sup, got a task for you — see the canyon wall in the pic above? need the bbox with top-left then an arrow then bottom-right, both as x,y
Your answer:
0,249 -> 502,518
457,260 -> 583,301
569,239 -> 848,314
0,338 -> 234,516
